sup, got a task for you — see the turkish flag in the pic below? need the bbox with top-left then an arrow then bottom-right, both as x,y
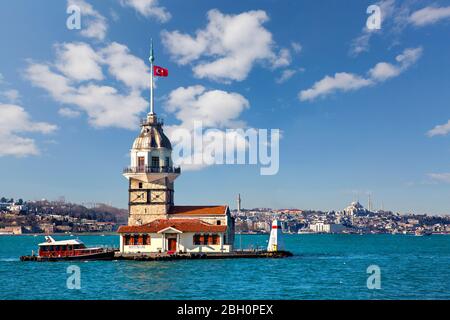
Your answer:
153,65 -> 168,77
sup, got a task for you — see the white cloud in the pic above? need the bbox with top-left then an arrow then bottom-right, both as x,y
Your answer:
0,89 -> 20,103
58,107 -> 81,118
395,47 -> 423,67
369,47 -> 422,81
428,173 -> 450,183
272,48 -> 291,68
120,0 -> 171,22
25,41 -> 149,129
0,103 -> 57,157
300,47 -> 422,101
164,85 -> 250,171
409,6 -> 450,26
368,62 -> 401,81
161,9 -> 290,82
100,42 -> 149,90
427,120 -> 450,137
349,0 -> 397,56
349,32 -> 373,56
291,42 -> 302,54
55,42 -> 103,81
276,69 -> 297,84
350,2 -> 450,56
165,85 -> 249,128
68,0 -> 108,41
300,73 -> 373,101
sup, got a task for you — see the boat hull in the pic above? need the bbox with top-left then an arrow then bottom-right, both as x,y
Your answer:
21,250 -> 116,262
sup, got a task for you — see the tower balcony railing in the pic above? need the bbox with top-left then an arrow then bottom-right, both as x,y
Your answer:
123,165 -> 181,174
140,118 -> 164,126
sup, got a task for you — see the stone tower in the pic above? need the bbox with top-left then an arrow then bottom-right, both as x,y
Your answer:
123,113 -> 180,225
122,41 -> 180,226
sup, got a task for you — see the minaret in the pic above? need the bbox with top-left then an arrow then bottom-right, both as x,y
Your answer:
122,42 -> 180,226
237,194 -> 241,212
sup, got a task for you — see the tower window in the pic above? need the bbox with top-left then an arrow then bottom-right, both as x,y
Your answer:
151,156 -> 160,168
137,157 -> 145,171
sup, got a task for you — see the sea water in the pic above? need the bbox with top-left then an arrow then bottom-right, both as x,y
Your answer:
0,234 -> 449,299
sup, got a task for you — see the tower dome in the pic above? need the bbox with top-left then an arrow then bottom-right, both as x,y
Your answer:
132,114 -> 172,150
124,111 -> 179,181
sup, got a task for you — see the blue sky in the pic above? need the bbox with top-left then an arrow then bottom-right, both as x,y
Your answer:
0,0 -> 450,214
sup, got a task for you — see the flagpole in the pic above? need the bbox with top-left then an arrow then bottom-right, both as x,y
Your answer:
149,39 -> 154,115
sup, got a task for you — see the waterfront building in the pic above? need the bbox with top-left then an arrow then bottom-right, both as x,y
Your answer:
117,43 -> 235,254
309,222 -> 345,233
0,226 -> 22,235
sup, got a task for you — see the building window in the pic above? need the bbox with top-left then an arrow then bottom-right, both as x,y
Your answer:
193,234 -> 220,245
217,220 -> 221,225
142,234 -> 150,245
124,235 -> 130,245
138,182 -> 143,189
193,234 -> 200,245
133,235 -> 139,245
165,157 -> 170,167
151,156 -> 160,168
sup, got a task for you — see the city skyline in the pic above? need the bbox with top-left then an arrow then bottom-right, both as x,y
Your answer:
1,0 -> 450,215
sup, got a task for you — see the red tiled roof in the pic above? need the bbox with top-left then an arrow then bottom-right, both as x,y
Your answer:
117,219 -> 227,233
168,205 -> 227,216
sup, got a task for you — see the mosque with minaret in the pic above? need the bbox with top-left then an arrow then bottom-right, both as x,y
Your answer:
117,43 -> 235,254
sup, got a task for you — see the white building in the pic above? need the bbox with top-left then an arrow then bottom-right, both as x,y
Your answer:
310,222 -> 345,233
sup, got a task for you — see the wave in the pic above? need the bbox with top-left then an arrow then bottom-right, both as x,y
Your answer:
0,258 -> 19,262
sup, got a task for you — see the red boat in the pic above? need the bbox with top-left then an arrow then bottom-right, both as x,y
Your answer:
21,236 -> 116,261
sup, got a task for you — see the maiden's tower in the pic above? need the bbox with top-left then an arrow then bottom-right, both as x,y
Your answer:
117,43 -> 235,254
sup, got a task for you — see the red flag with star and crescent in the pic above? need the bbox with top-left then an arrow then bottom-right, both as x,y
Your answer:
153,65 -> 168,77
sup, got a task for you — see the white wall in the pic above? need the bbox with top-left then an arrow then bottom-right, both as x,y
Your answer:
121,232 -> 231,253
131,149 -> 172,167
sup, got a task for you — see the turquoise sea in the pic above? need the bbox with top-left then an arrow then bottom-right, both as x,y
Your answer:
0,234 -> 449,300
